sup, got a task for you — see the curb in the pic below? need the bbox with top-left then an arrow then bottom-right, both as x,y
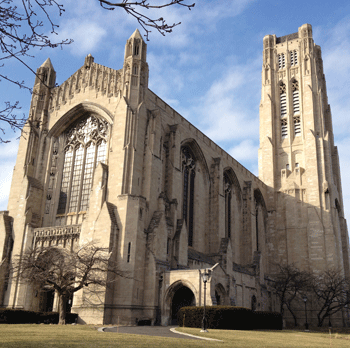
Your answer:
170,328 -> 223,341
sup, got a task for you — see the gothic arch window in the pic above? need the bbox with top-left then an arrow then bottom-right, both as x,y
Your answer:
278,53 -> 285,69
182,146 -> 196,247
290,50 -> 298,66
280,82 -> 288,139
280,82 -> 287,117
292,80 -> 300,114
254,189 -> 267,253
224,172 -> 233,239
56,115 -> 109,225
292,80 -> 301,136
255,203 -> 259,251
134,40 -> 140,56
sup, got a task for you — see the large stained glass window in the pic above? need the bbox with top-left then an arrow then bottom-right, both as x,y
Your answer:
56,115 -> 109,225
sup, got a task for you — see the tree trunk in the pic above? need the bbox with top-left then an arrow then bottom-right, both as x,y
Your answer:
58,294 -> 67,325
286,303 -> 298,327
317,312 -> 324,327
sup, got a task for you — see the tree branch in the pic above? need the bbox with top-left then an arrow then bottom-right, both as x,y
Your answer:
98,0 -> 195,40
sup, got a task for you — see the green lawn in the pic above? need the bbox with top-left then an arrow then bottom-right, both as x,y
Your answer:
0,325 -> 349,348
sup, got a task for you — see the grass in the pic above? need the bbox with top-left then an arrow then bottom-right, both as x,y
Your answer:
0,324 -> 348,348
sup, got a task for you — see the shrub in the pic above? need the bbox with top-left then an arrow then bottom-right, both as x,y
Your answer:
0,309 -> 39,324
177,306 -> 282,330
0,309 -> 78,324
252,311 -> 283,330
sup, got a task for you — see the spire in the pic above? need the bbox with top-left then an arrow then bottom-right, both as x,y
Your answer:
129,28 -> 144,41
40,58 -> 54,70
124,29 -> 147,61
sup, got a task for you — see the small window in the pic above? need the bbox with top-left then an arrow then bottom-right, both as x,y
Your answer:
127,242 -> 131,263
295,163 -> 299,168
286,164 -> 290,170
294,116 -> 301,136
280,83 -> 287,118
281,119 -> 288,139
291,50 -> 298,66
134,45 -> 139,56
278,53 -> 285,69
292,80 -> 300,114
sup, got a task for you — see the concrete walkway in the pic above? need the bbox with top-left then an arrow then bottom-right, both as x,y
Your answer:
103,326 -> 222,341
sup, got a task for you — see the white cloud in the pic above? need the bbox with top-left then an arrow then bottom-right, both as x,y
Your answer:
147,52 -> 186,101
147,0 -> 255,48
194,56 -> 261,142
228,139 -> 259,174
318,17 -> 350,135
56,21 -> 107,55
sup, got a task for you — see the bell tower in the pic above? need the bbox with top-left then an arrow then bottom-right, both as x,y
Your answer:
259,24 -> 350,276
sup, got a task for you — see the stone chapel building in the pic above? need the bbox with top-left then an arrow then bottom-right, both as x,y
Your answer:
0,24 -> 349,326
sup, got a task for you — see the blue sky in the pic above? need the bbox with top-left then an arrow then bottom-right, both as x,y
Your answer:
1,0 -> 350,227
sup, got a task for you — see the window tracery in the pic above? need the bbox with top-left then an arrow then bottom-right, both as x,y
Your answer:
56,115 -> 109,225
182,146 -> 196,247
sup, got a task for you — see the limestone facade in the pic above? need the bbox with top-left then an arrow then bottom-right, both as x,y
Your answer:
0,25 -> 349,326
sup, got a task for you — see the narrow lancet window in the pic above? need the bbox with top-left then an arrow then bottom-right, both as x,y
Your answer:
290,50 -> 298,66
280,83 -> 287,118
134,45 -> 139,56
278,53 -> 285,69
224,172 -> 232,239
182,146 -> 196,247
281,119 -> 288,139
292,80 -> 300,114
294,116 -> 301,136
127,242 -> 131,263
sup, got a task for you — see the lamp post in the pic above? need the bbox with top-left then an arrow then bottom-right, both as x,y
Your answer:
200,269 -> 211,332
303,296 -> 309,331
199,264 -> 219,333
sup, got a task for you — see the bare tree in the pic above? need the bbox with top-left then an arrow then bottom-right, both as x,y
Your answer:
270,264 -> 311,327
0,0 -> 195,141
0,0 -> 72,142
0,101 -> 24,143
98,1 -> 195,40
13,243 -> 127,324
311,269 -> 350,327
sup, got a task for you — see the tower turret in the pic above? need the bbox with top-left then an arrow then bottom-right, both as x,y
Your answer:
123,29 -> 149,109
30,58 -> 56,129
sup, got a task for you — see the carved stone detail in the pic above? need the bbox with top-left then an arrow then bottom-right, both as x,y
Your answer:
50,60 -> 122,110
34,225 -> 81,244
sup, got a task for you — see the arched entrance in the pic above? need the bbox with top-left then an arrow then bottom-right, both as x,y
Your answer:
171,286 -> 195,324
